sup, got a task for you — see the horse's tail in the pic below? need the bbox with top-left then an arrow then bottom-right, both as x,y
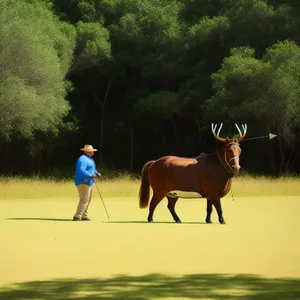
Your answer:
139,160 -> 154,208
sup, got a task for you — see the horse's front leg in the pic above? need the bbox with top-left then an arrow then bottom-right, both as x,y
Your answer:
210,196 -> 226,224
205,199 -> 213,223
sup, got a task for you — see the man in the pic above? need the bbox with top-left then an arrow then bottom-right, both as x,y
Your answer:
73,144 -> 101,221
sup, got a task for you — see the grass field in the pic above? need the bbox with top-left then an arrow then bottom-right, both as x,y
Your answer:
1,175 -> 300,199
0,177 -> 300,299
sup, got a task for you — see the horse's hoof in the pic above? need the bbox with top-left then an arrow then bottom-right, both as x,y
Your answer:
148,219 -> 153,223
175,219 -> 182,223
220,220 -> 226,224
206,219 -> 212,224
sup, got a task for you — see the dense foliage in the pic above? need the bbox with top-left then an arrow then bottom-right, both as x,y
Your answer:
1,0 -> 300,176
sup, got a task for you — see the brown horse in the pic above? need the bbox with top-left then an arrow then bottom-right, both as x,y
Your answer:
139,123 -> 247,224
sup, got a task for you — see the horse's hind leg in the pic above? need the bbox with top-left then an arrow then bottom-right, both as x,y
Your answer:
147,193 -> 164,222
205,199 -> 213,224
167,197 -> 181,223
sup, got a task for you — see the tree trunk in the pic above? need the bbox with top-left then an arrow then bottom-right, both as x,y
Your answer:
129,120 -> 134,172
93,80 -> 112,164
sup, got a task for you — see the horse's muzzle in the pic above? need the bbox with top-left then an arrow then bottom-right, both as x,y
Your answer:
228,157 -> 240,175
232,165 -> 241,175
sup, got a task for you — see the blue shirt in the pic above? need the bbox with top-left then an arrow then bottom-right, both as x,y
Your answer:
74,154 -> 99,186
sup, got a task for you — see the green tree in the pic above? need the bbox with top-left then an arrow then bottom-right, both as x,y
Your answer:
0,0 -> 76,140
71,21 -> 111,71
207,41 -> 300,172
67,0 -> 186,165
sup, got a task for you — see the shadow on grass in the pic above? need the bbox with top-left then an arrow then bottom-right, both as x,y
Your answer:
6,218 -> 72,222
107,221 -> 207,224
6,218 -> 208,224
6,219 -> 208,224
0,274 -> 300,300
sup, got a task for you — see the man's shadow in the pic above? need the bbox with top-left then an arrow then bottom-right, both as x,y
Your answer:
6,217 -> 72,222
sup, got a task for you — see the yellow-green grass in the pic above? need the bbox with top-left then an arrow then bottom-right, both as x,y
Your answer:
0,193 -> 300,299
0,177 -> 139,200
0,175 -> 300,200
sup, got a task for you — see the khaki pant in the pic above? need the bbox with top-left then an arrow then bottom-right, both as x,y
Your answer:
74,184 -> 93,219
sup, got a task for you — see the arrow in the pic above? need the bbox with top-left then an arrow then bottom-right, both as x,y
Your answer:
242,133 -> 277,142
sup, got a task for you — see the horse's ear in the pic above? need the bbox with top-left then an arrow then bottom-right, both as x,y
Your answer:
216,138 -> 229,149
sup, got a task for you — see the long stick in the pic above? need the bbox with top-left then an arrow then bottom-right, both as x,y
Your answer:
242,133 -> 277,142
94,181 -> 110,218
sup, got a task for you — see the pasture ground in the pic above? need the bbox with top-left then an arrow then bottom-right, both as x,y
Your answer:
0,195 -> 300,299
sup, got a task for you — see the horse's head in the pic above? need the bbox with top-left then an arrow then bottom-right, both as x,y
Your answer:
211,123 -> 247,175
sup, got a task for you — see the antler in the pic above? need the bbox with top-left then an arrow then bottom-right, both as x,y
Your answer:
211,123 -> 226,142
235,124 -> 247,141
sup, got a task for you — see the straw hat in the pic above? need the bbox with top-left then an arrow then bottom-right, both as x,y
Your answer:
80,144 -> 98,152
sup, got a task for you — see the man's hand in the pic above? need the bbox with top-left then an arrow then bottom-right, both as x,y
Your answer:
92,173 -> 101,178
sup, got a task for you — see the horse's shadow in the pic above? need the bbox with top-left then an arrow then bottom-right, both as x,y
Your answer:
6,217 -> 72,222
107,220 -> 208,225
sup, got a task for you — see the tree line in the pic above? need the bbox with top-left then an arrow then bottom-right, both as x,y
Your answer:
1,0 -> 300,177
